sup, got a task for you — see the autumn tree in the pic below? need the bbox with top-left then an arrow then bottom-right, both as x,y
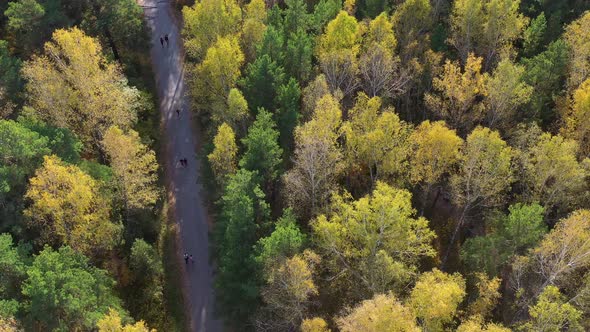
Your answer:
208,123 -> 238,186
484,58 -> 532,129
97,309 -> 153,332
214,88 -> 248,129
523,133 -> 587,214
22,28 -> 140,148
409,269 -> 466,331
283,94 -> 343,218
449,0 -> 527,67
302,74 -> 330,119
456,316 -> 510,332
24,155 -> 121,257
562,78 -> 590,156
317,11 -> 361,98
409,120 -> 463,195
520,286 -> 583,331
22,246 -> 125,331
190,36 -> 244,118
301,318 -> 331,332
342,93 -> 412,187
336,293 -> 419,332
241,0 -> 267,61
425,54 -> 488,133
102,126 -> 159,211
312,182 -> 436,301
391,0 -> 433,61
258,250 -> 320,331
181,0 -> 241,60
563,11 -> 590,91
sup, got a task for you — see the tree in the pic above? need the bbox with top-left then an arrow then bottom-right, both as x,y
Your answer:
336,293 -> 419,332
241,0 -> 267,61
317,11 -> 361,97
0,40 -> 23,107
448,0 -> 527,67
391,0 -> 433,61
215,169 -> 270,322
522,13 -> 547,57
523,133 -> 586,213
22,246 -> 125,331
425,54 -> 488,133
520,286 -> 583,332
310,0 -> 341,33
342,93 -> 412,186
256,25 -> 285,65
240,54 -> 285,113
239,109 -> 283,184
258,251 -> 320,331
456,316 -> 510,332
409,269 -> 466,331
409,120 -> 463,188
24,155 -> 121,257
0,234 -> 26,303
208,123 -> 238,186
312,182 -> 436,301
467,273 -> 502,319
301,318 -> 331,332
190,36 -> 244,118
283,0 -> 310,37
22,28 -> 140,148
218,88 -> 248,130
562,78 -> 590,156
254,209 -> 306,270
302,74 -> 330,120
275,78 -> 301,152
563,11 -> 590,91
97,309 -> 153,332
4,0 -> 46,53
181,0 -> 241,60
102,126 -> 159,210
283,94 -> 343,218
484,59 -> 532,129
285,29 -> 313,83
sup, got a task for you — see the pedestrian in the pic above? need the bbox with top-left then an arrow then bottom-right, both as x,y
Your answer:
176,109 -> 180,117
189,254 -> 194,263
164,34 -> 169,47
183,253 -> 189,264
160,37 -> 164,48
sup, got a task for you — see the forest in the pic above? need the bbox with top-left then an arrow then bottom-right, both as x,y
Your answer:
1,0 -> 590,331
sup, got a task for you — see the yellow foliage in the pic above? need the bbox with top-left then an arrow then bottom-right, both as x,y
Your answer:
102,126 -> 159,210
24,155 -> 121,256
318,11 -> 361,56
301,318 -> 331,332
457,315 -> 510,332
563,78 -> 590,156
22,28 -> 139,149
242,0 -> 267,60
337,293 -> 419,332
208,123 -> 238,185
564,11 -> 590,91
97,309 -> 155,332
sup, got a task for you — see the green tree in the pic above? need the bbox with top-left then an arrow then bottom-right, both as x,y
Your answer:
312,182 -> 436,301
24,155 -> 121,257
22,246 -> 125,331
216,169 -> 270,322
256,25 -> 285,65
522,13 -> 547,57
409,269 -> 466,331
275,78 -> 301,152
285,29 -> 313,83
4,0 -> 46,53
336,293 -> 419,332
240,54 -> 285,113
254,209 -> 306,269
102,126 -> 159,210
22,28 -> 140,149
239,109 -> 283,184
310,0 -> 341,33
0,234 -> 26,305
0,40 -> 23,109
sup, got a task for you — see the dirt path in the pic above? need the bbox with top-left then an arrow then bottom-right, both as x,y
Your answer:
141,1 -> 222,331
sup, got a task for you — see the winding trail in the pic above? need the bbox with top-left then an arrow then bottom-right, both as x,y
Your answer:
140,1 -> 222,331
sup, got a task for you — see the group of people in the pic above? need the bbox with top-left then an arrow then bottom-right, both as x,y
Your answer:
160,34 -> 169,47
183,253 -> 194,265
179,158 -> 188,167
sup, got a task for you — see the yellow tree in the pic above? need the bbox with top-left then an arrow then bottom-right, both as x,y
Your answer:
425,54 -> 488,133
283,94 -> 343,218
219,88 -> 249,130
523,133 -> 587,213
97,309 -> 154,332
343,93 -> 412,187
102,126 -> 159,210
190,36 -> 244,117
409,269 -> 466,331
302,75 -> 330,120
563,11 -> 590,91
409,120 -> 463,190
24,155 -> 121,257
241,0 -> 267,61
562,78 -> 590,156
317,11 -> 361,98
259,251 -> 320,331
182,0 -> 241,60
336,293 -> 419,332
312,182 -> 436,301
457,316 -> 510,332
301,318 -> 331,332
22,28 -> 139,149
392,0 -> 433,61
208,123 -> 238,186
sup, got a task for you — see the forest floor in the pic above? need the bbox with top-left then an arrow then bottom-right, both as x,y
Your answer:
140,1 -> 223,331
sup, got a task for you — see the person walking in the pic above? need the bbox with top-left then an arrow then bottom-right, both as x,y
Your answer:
176,109 -> 180,118
183,253 -> 189,264
160,37 -> 164,48
164,34 -> 169,47
189,254 -> 194,263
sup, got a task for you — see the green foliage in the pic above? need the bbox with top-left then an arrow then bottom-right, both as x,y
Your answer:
285,29 -> 313,83
239,109 -> 283,184
0,40 -> 23,103
240,54 -> 286,114
254,209 -> 306,268
0,234 -> 27,301
522,13 -> 547,57
256,25 -> 285,64
275,78 -> 301,152
310,0 -> 342,33
21,246 -> 125,331
215,169 -> 270,322
520,286 -> 583,331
